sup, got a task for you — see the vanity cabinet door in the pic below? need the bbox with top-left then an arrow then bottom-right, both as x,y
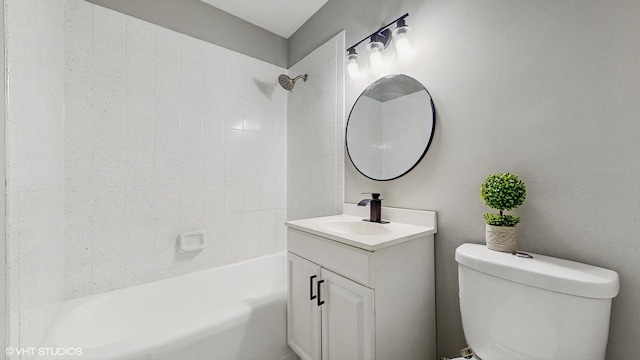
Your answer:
288,253 -> 322,360
320,268 -> 375,360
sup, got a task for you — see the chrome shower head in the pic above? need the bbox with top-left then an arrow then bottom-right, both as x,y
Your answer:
278,74 -> 308,91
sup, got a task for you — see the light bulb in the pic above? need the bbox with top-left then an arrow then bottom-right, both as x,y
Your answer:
346,49 -> 361,81
369,49 -> 383,73
395,33 -> 413,63
393,20 -> 414,64
366,40 -> 386,75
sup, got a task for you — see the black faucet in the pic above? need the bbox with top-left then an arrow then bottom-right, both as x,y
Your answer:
358,193 -> 389,223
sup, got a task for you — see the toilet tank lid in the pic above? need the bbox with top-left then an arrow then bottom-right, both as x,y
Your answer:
455,243 -> 620,299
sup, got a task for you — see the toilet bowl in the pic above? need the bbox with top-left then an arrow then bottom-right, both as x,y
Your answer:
455,243 -> 619,360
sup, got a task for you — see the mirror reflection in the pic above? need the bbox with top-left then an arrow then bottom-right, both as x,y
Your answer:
346,74 -> 435,181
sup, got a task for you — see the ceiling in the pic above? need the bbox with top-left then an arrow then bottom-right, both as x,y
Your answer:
200,0 -> 327,38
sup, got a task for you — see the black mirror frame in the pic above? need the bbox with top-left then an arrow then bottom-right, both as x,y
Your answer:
345,74 -> 436,181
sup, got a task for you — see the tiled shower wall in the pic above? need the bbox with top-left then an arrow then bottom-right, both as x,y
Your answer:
64,0 -> 287,299
5,0 -> 66,350
287,33 -> 345,220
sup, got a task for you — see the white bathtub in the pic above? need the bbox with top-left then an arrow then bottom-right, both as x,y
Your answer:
40,252 -> 295,360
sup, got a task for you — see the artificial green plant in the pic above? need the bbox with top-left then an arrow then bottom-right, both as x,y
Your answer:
480,173 -> 526,226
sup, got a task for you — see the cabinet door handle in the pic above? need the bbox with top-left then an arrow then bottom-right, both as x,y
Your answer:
317,280 -> 325,306
310,275 -> 317,300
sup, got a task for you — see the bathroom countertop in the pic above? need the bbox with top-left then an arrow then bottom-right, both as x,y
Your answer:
285,213 -> 436,252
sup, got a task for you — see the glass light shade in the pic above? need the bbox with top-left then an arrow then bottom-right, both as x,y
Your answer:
393,25 -> 414,63
366,41 -> 385,74
346,52 -> 361,81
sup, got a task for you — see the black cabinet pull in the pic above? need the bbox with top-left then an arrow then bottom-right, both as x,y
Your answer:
310,275 -> 317,300
317,280 -> 325,306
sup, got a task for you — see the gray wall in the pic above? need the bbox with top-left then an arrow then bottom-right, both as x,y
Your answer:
87,0 -> 288,67
294,0 -> 640,358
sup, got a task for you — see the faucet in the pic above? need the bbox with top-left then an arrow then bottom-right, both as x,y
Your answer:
358,193 -> 389,223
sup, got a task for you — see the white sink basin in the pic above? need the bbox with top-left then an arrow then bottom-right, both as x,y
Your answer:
286,207 -> 437,251
318,220 -> 392,236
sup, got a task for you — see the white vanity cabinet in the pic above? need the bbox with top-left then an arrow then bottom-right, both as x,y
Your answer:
286,207 -> 437,360
288,253 -> 374,360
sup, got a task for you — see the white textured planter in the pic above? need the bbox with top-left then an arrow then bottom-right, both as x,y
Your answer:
485,224 -> 518,252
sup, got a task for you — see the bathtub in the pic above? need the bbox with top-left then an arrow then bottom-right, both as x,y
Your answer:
40,252 -> 296,360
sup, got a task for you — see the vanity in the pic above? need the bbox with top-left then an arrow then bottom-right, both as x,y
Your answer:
285,204 -> 437,360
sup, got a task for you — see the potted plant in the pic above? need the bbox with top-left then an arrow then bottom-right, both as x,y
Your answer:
480,173 -> 526,252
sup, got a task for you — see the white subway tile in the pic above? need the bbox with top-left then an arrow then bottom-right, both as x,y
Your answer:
154,216 -> 181,254
203,125 -> 224,155
126,16 -> 155,54
223,101 -> 244,130
203,153 -> 225,185
64,262 -> 92,299
126,81 -> 156,119
93,74 -> 126,113
65,185 -> 93,227
180,184 -> 204,217
155,52 -> 181,104
92,110 -> 125,153
243,185 -> 263,212
92,186 -> 125,224
126,185 -> 156,222
126,114 -> 155,153
92,259 -> 125,293
243,211 -> 262,238
91,221 -> 125,263
155,185 -> 181,221
203,241 -> 226,268
92,5 -> 125,42
224,129 -> 243,157
125,219 -> 156,257
125,254 -> 157,286
126,151 -> 155,186
92,36 -> 125,80
242,130 -> 261,159
155,111 -> 181,154
156,152 -> 182,186
180,110 -> 204,154
155,26 -> 181,58
180,214 -> 205,234
180,153 -> 204,185
181,35 -> 205,63
203,185 -> 225,215
224,185 -> 244,213
224,156 -> 243,185
92,149 -> 125,187
65,224 -> 92,266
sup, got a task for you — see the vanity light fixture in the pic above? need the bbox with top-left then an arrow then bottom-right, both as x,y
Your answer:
346,13 -> 412,79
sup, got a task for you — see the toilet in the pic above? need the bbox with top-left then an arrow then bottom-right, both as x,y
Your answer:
453,243 -> 620,360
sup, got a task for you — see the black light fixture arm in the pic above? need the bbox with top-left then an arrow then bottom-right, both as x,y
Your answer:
346,13 -> 409,51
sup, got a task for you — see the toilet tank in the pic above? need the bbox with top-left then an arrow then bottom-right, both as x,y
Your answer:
455,243 -> 619,360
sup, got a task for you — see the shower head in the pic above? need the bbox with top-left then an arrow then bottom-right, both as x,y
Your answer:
278,74 -> 308,91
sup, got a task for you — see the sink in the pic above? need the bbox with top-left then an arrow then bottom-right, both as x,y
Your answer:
285,206 -> 437,251
318,220 -> 392,236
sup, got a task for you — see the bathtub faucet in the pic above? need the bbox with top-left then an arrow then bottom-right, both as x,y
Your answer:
358,193 -> 388,223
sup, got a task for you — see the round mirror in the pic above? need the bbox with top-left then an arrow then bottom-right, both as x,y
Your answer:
346,74 -> 435,181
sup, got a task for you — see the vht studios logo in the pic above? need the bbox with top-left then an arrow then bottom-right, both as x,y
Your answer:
5,347 -> 83,357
